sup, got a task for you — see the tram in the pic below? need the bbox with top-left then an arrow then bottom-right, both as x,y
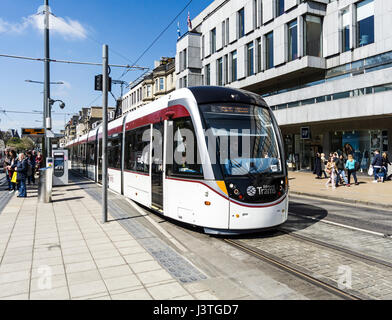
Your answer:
66,86 -> 288,234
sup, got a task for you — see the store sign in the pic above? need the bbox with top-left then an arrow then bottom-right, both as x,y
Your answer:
301,127 -> 310,139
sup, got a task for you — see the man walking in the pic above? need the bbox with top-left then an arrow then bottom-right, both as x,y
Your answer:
371,150 -> 383,183
335,154 -> 348,187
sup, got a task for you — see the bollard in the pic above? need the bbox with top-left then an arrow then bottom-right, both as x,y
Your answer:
38,167 -> 53,203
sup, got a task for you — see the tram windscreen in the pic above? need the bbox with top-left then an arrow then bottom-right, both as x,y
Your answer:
200,104 -> 282,177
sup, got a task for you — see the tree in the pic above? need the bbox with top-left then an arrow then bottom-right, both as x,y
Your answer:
6,137 -> 36,152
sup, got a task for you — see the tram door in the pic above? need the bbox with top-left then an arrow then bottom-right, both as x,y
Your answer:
98,138 -> 102,183
151,123 -> 164,210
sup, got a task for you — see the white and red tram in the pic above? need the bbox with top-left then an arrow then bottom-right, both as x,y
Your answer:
66,86 -> 289,234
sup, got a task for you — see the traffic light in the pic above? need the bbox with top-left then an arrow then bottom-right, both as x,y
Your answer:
95,75 -> 112,92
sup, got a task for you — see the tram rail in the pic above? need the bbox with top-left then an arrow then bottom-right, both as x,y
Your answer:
223,238 -> 365,300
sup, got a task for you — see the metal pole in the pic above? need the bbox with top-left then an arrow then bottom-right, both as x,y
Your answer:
44,0 -> 51,160
102,45 -> 108,223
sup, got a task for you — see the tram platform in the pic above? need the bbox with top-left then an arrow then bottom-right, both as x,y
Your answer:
0,176 -> 218,300
288,171 -> 392,209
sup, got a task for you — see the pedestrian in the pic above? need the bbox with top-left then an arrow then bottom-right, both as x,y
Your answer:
381,152 -> 391,182
11,152 -> 28,198
335,154 -> 348,187
371,150 -> 383,183
345,154 -> 359,186
321,153 -> 328,178
36,151 -> 44,170
3,149 -> 12,191
7,150 -> 18,193
314,153 -> 322,179
26,151 -> 36,185
325,157 -> 337,189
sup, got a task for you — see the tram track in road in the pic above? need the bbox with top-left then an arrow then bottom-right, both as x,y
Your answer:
223,238 -> 362,300
223,213 -> 392,300
278,227 -> 392,270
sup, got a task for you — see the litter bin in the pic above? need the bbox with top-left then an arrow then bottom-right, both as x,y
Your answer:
38,167 -> 53,203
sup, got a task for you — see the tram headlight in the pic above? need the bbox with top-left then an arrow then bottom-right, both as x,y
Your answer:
233,189 -> 240,196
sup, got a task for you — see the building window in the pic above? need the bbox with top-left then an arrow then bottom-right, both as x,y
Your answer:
304,15 -> 322,57
210,28 -> 216,54
231,50 -> 237,82
159,77 -> 164,91
288,19 -> 298,61
217,58 -> 223,86
238,8 -> 245,39
357,0 -> 374,47
205,64 -> 211,85
183,49 -> 187,69
257,37 -> 262,73
266,31 -> 274,70
183,76 -> 187,88
247,42 -> 254,76
155,79 -> 158,92
341,9 -> 350,52
224,54 -> 229,84
202,35 -> 205,59
253,0 -> 258,30
276,0 -> 284,17
226,18 -> 230,45
222,20 -> 226,47
147,85 -> 152,97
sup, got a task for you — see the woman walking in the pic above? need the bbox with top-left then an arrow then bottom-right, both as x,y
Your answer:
321,153 -> 328,179
381,152 -> 391,181
314,153 -> 322,179
7,150 -> 18,194
11,153 -> 28,198
325,157 -> 337,189
345,154 -> 359,186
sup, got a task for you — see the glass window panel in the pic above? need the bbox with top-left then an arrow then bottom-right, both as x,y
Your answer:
167,117 -> 203,178
304,15 -> 322,57
238,8 -> 245,38
231,51 -> 237,82
247,42 -> 254,76
357,0 -> 374,47
288,19 -> 298,61
266,32 -> 274,69
125,127 -> 150,173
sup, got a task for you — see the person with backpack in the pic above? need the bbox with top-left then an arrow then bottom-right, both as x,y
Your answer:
345,154 -> 359,186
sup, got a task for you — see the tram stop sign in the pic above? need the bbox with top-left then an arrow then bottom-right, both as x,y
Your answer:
21,128 -> 45,137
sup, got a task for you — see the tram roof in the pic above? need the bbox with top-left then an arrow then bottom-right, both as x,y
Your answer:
188,86 -> 267,107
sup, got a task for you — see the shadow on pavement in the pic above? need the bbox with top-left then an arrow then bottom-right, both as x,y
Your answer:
52,196 -> 84,203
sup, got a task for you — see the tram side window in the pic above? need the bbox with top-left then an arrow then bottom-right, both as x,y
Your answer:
108,134 -> 122,169
167,117 -> 203,178
87,142 -> 96,165
125,126 -> 150,174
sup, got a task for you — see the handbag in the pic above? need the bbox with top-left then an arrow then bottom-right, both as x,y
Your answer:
368,166 -> 373,176
11,171 -> 17,183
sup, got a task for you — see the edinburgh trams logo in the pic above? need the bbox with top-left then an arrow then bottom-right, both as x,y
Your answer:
247,185 -> 276,196
246,186 -> 257,197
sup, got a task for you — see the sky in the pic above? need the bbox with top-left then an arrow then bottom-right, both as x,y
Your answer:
0,0 -> 212,134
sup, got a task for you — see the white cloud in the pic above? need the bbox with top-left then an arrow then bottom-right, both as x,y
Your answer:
0,7 -> 88,40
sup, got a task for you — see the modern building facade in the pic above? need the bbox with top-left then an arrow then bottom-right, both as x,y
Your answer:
122,57 -> 176,115
176,0 -> 392,171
